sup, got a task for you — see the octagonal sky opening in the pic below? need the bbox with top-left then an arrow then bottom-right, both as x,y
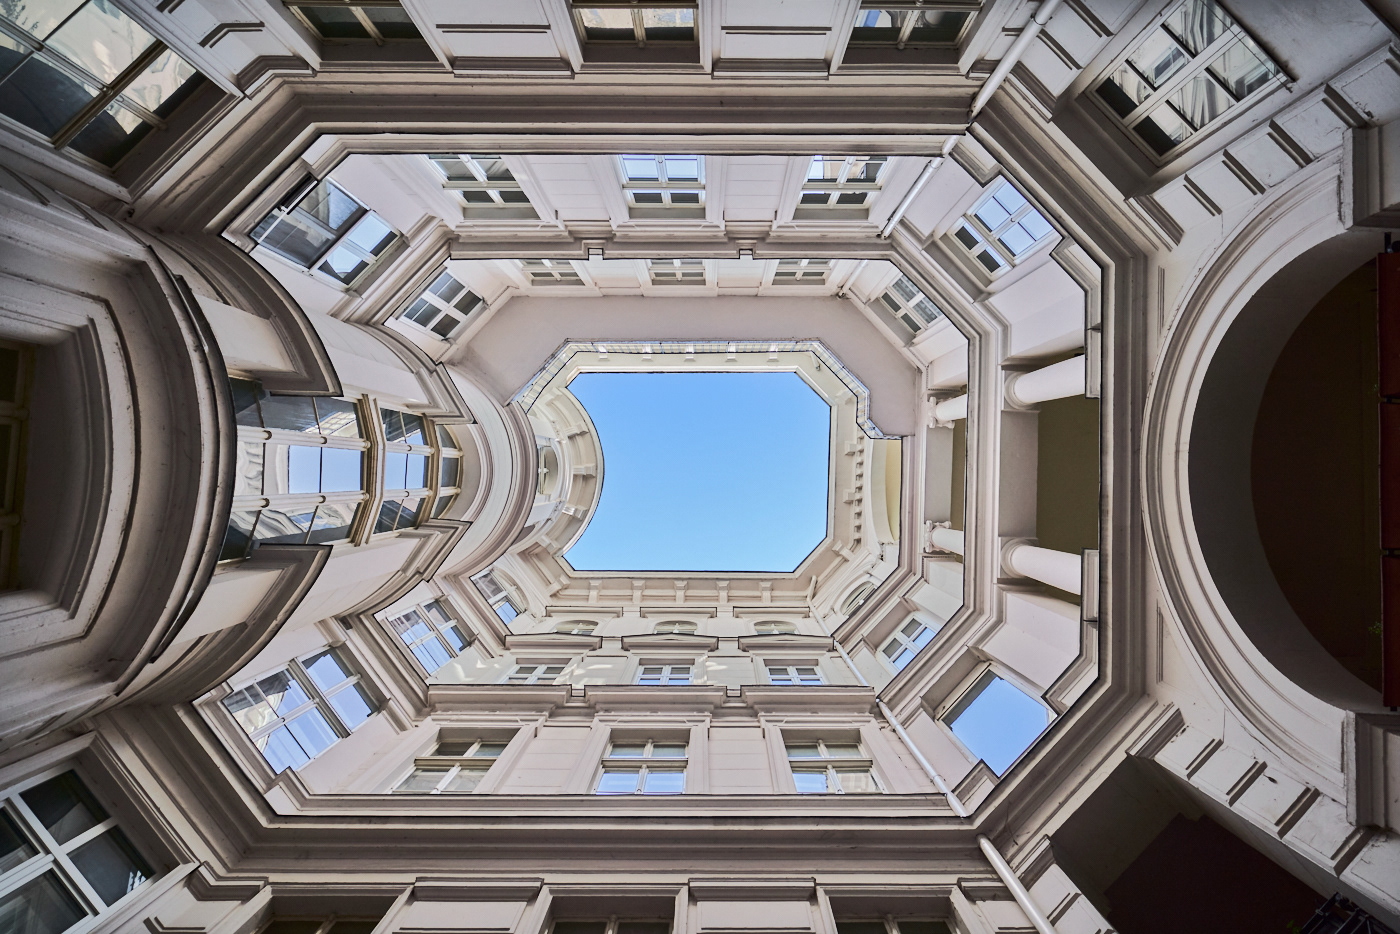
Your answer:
563,371 -> 830,573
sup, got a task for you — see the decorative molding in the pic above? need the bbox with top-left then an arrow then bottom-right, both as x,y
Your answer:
199,22 -> 265,48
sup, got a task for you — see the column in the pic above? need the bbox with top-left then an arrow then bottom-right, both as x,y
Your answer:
926,524 -> 965,555
1005,354 -> 1085,407
934,394 -> 968,421
1003,541 -> 1081,594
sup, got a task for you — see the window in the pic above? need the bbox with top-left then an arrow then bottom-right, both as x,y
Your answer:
836,922 -> 950,934
378,408 -> 442,533
222,647 -> 376,772
0,769 -> 155,931
259,916 -> 385,934
432,424 -> 464,519
553,921 -> 672,934
0,0 -> 205,168
398,269 -> 483,339
767,664 -> 822,686
652,620 -> 697,635
952,178 -> 1055,273
786,740 -> 881,794
876,274 -> 944,331
472,570 -> 523,624
251,177 -> 398,287
554,620 -> 598,635
385,599 -> 470,673
840,582 -> 876,616
0,340 -> 31,590
285,0 -> 421,41
393,738 -> 508,793
943,671 -> 1050,775
881,617 -> 939,670
770,258 -> 832,285
648,258 -> 706,285
520,259 -> 584,286
753,620 -> 797,635
223,379 -> 367,562
636,664 -> 691,685
572,2 -> 696,45
848,4 -> 975,48
800,156 -> 886,209
619,154 -> 704,210
1093,0 -> 1281,157
594,740 -> 686,794
506,663 -> 567,684
426,154 -> 534,215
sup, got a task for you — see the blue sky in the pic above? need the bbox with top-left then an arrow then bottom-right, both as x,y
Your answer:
563,371 -> 830,572
949,677 -> 1049,774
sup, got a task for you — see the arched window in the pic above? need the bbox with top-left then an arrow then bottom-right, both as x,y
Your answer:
653,620 -> 697,635
840,582 -> 876,616
555,620 -> 597,635
754,620 -> 797,635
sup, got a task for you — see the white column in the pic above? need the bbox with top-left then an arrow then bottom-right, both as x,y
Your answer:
1005,355 -> 1085,407
1004,542 -> 1081,595
929,526 -> 964,555
934,394 -> 968,421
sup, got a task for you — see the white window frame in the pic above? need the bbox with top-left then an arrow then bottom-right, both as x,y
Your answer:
0,341 -> 31,588
505,662 -> 570,684
384,598 -> 471,674
799,156 -> 886,209
0,766 -> 157,933
1088,0 -> 1285,163
397,267 -> 484,340
951,177 -> 1057,276
250,176 -> 399,289
935,665 -> 1054,772
766,663 -> 823,686
880,616 -> 939,671
473,569 -> 525,624
431,424 -> 464,520
785,739 -> 883,794
391,738 -> 509,793
619,154 -> 705,209
647,258 -> 707,285
753,620 -> 797,635
554,620 -> 598,635
594,739 -> 688,795
874,274 -> 944,331
652,620 -> 697,634
770,258 -> 832,285
846,2 -> 979,49
377,407 -> 443,534
426,154 -> 532,210
572,2 -> 699,47
636,663 -> 692,685
519,259 -> 586,286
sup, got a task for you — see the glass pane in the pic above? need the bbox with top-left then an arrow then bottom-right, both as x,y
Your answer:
345,213 -> 393,254
991,181 -> 1027,213
405,453 -> 427,489
405,298 -> 436,325
1163,0 -> 1232,55
609,743 -> 646,758
401,414 -> 425,445
650,744 -> 686,758
621,154 -> 658,180
222,686 -> 271,733
362,5 -> 418,39
374,499 -> 402,534
21,772 -> 107,844
577,7 -> 634,41
1207,36 -> 1278,99
1136,103 -> 1193,154
307,502 -> 357,544
835,769 -> 879,794
948,676 -> 1049,774
253,213 -> 335,267
294,5 -> 370,39
440,456 -> 460,488
0,871 -> 86,934
0,809 -> 36,874
410,638 -> 449,672
1020,209 -> 1054,241
641,6 -> 693,41
1127,27 -> 1188,88
320,447 -> 362,492
256,670 -> 310,715
973,198 -> 1010,230
850,8 -> 900,43
998,223 -> 1035,257
318,245 -> 370,285
67,100 -> 149,167
1097,64 -> 1151,117
442,768 -> 486,792
596,770 -> 639,794
470,155 -> 513,180
299,180 -> 362,234
429,270 -> 463,302
234,441 -> 264,497
258,725 -> 310,771
260,395 -> 318,432
46,0 -> 153,83
383,450 -> 408,490
905,9 -> 970,43
785,743 -> 820,759
285,708 -> 337,758
253,508 -> 314,546
663,154 -> 700,180
0,55 -> 99,137
381,408 -> 404,442
1170,71 -> 1233,129
286,444 -> 321,494
439,625 -> 467,651
69,828 -> 152,906
327,683 -> 373,729
303,649 -> 351,689
396,767 -> 448,792
314,397 -> 360,437
4,0 -> 85,40
885,645 -> 914,668
834,191 -> 865,205
792,770 -> 828,793
642,770 -> 685,794
472,742 -> 507,757
392,608 -> 432,642
120,48 -> 197,114
393,496 -> 422,530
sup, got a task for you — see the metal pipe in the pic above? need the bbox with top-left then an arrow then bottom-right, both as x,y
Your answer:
880,157 -> 938,238
876,698 -> 967,815
969,0 -> 1066,119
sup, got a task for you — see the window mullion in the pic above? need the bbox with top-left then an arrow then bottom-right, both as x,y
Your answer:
632,8 -> 646,46
349,6 -> 385,44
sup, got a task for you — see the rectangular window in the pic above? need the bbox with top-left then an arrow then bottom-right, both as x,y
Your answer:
620,154 -> 704,210
572,2 -> 696,45
285,0 -> 421,41
378,407 -> 451,533
595,739 -> 686,795
398,268 -> 483,339
771,258 -> 832,285
427,154 -> 533,213
432,424 -> 463,519
520,259 -> 585,286
880,617 -> 939,670
222,379 -> 367,562
943,670 -> 1050,775
1092,0 -> 1281,157
876,273 -> 944,330
393,738 -> 508,793
0,340 -> 32,590
767,664 -> 823,686
951,178 -> 1055,274
647,258 -> 706,285
635,664 -> 691,685
0,769 -> 156,928
385,599 -> 471,673
0,0 -> 205,168
251,177 -> 398,287
848,4 -> 975,48
786,740 -> 881,794
800,156 -> 886,209
472,569 -> 524,624
221,647 -> 376,772
505,663 -> 568,684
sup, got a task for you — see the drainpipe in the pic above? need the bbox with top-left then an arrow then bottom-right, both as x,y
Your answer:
968,0 -> 1066,120
880,138 -> 957,239
876,697 -> 1059,934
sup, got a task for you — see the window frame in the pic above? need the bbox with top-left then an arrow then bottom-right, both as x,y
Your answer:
1086,0 -> 1286,163
880,616 -> 939,671
570,1 -> 698,47
846,1 -> 979,49
384,598 -> 472,674
770,258 -> 832,286
554,620 -> 598,635
635,663 -> 692,685
785,739 -> 883,795
593,738 -> 688,795
519,259 -> 586,287
426,154 -> 535,214
250,176 -> 399,289
752,620 -> 797,635
875,273 -> 944,331
0,766 -> 158,932
935,664 -> 1054,775
799,156 -> 887,210
377,407 -> 448,534
396,267 -> 484,340
284,0 -> 422,43
618,154 -> 705,210
473,569 -> 525,624
950,177 -> 1057,276
391,738 -> 509,794
504,661 -> 570,685
647,258 -> 707,285
651,620 -> 698,635
766,663 -> 824,686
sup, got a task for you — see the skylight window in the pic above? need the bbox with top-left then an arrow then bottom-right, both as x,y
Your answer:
801,156 -> 886,209
619,155 -> 704,210
952,178 -> 1055,274
563,372 -> 829,573
849,6 -> 974,48
945,672 -> 1050,774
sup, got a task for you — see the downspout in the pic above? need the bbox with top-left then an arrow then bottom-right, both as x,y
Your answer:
880,138 -> 958,239
968,0 -> 1066,120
